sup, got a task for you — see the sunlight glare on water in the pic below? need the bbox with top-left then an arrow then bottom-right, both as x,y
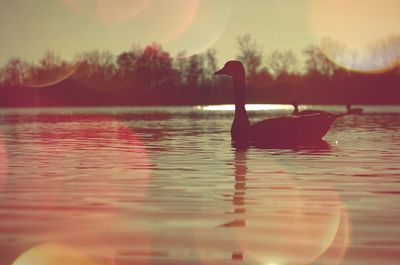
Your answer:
196,104 -> 292,111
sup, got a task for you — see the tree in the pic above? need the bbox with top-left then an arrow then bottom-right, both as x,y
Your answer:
39,50 -> 62,70
0,57 -> 30,87
116,44 -> 142,79
266,50 -> 299,78
25,50 -> 75,87
75,50 -> 116,83
236,34 -> 263,79
186,55 -> 204,88
205,49 -> 218,78
303,44 -> 337,78
175,51 -> 189,86
0,66 -> 4,87
134,43 -> 178,90
367,34 -> 400,73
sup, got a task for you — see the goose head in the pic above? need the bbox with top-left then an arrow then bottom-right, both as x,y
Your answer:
215,61 -> 245,81
215,60 -> 247,109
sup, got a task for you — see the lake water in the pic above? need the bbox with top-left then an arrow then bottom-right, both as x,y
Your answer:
0,105 -> 399,265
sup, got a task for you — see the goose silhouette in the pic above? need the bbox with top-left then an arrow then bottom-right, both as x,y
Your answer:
291,101 -> 343,118
215,61 -> 341,147
346,104 -> 363,115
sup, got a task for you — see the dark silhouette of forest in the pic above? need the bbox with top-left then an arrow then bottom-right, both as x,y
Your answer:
0,35 -> 399,107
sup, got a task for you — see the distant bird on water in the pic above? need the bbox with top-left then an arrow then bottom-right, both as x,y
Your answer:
291,101 -> 343,118
215,61 -> 341,147
346,104 -> 363,115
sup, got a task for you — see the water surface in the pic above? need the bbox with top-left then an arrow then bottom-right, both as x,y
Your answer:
0,105 -> 399,265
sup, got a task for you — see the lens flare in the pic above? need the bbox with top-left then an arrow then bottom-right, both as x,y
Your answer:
4,115 -> 152,262
11,243 -> 114,265
233,190 -> 342,265
314,207 -> 351,265
196,151 -> 349,265
129,0 -> 200,45
6,125 -> 65,212
308,0 -> 400,73
62,0 -> 205,53
34,117 -> 152,206
62,0 -> 152,26
24,62 -> 80,88
62,0 -> 200,45
167,0 -> 232,57
5,115 -> 152,236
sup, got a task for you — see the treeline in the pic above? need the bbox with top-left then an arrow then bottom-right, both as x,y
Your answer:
0,35 -> 399,107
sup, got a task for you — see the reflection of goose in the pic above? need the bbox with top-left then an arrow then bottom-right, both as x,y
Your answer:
291,101 -> 343,118
215,61 -> 341,147
346,104 -> 363,115
217,150 -> 247,260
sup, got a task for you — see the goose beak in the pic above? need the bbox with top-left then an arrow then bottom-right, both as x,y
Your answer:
214,68 -> 225,75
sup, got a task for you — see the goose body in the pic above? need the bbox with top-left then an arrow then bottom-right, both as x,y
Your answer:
292,101 -> 343,118
215,61 -> 341,147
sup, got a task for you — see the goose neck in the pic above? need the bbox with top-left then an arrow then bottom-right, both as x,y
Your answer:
233,77 -> 246,109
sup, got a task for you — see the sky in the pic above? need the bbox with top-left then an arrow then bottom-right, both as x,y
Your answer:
1,0 -> 400,71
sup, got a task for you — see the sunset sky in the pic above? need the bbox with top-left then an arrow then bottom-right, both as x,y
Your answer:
1,0 -> 400,71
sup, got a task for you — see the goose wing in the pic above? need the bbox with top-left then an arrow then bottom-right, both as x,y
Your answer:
250,113 -> 338,144
298,110 -> 344,118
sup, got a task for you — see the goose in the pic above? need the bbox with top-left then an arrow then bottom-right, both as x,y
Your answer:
346,104 -> 363,115
291,101 -> 343,118
215,61 -> 341,147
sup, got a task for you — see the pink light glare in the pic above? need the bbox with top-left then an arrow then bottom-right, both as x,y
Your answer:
35,119 -> 152,205
195,194 -> 346,265
61,0 -> 202,49
62,0 -> 152,26
167,0 -> 232,58
8,118 -> 152,264
195,152 -> 351,265
314,207 -> 351,265
234,190 -> 342,265
169,0 -> 201,44
5,118 -> 152,229
60,0 -> 232,59
135,0 -> 201,45
97,0 -> 151,26
308,0 -> 400,73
